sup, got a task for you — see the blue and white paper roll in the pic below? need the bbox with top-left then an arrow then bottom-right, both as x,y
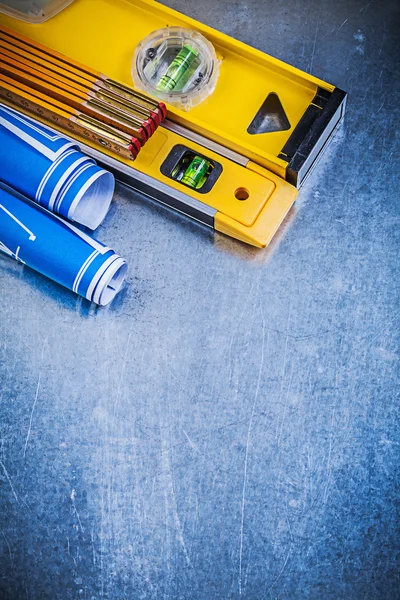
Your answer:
0,103 -> 114,230
0,183 -> 127,305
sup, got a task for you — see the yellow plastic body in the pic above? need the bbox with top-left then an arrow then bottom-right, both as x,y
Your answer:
135,130 -> 298,247
0,0 -> 304,247
0,0 -> 334,176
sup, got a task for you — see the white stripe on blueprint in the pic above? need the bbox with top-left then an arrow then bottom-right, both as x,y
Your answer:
49,214 -> 110,254
93,257 -> 125,305
48,157 -> 89,212
0,204 -> 36,240
36,148 -> 76,203
85,254 -> 120,301
0,116 -> 57,161
0,105 -> 61,141
73,249 -> 100,294
0,105 -> 76,160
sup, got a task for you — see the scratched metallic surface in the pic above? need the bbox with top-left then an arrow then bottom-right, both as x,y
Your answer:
0,0 -> 399,599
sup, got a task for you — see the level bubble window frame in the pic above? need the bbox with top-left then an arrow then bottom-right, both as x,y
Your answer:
132,27 -> 220,110
160,144 -> 223,194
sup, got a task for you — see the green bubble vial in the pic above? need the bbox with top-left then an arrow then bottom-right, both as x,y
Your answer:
181,156 -> 212,189
156,45 -> 199,92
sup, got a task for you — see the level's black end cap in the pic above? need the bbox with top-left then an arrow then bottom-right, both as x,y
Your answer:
281,87 -> 347,188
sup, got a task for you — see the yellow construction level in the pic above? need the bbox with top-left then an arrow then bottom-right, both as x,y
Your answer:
0,0 -> 347,248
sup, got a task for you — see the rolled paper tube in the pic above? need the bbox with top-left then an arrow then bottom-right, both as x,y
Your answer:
0,103 -> 115,230
0,182 -> 128,306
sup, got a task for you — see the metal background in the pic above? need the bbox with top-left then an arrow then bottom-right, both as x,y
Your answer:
0,1 -> 399,598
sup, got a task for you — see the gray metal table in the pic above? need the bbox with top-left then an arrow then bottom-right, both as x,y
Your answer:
1,1 -> 399,598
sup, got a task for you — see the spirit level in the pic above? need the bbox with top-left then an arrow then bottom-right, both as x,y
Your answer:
0,0 -> 347,248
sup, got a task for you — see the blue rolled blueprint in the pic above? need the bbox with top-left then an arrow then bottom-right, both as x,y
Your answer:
0,183 -> 127,305
0,103 -> 114,230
